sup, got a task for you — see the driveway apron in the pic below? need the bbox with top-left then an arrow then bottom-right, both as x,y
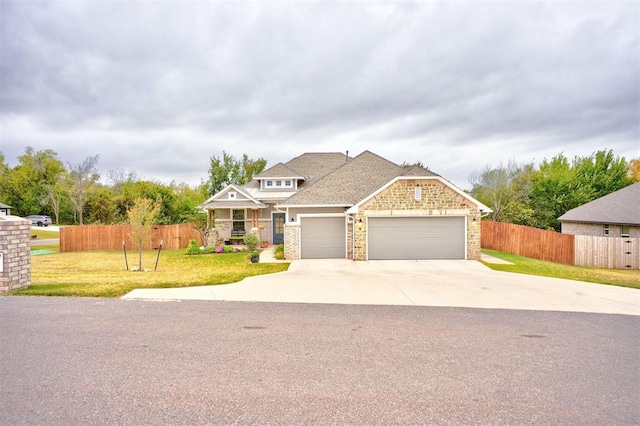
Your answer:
122,259 -> 640,316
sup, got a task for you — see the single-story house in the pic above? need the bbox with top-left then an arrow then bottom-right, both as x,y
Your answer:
200,150 -> 491,261
558,182 -> 640,238
0,203 -> 12,216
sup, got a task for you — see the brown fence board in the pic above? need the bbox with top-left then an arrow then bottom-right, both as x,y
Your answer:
481,221 -> 575,265
575,235 -> 639,269
60,224 -> 202,252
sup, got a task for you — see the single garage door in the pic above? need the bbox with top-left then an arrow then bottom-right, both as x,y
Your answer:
300,217 -> 346,259
368,216 -> 465,260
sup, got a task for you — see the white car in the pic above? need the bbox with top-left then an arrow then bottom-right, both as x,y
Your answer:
26,215 -> 52,226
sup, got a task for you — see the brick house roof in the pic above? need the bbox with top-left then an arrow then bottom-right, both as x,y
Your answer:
558,182 -> 640,225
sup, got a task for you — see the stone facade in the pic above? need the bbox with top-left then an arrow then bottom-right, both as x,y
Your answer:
352,179 -> 482,260
0,216 -> 31,293
562,222 -> 640,238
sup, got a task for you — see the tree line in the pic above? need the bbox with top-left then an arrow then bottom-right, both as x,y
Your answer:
0,148 -> 266,226
469,150 -> 639,231
2,146 -> 637,232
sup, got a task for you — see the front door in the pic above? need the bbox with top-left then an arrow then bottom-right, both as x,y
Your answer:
273,213 -> 285,244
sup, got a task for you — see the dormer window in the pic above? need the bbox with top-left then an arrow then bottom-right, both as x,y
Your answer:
276,180 -> 282,187
285,180 -> 292,187
228,192 -> 237,200
266,180 -> 273,187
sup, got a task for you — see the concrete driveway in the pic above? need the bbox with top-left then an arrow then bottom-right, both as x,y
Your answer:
123,259 -> 640,316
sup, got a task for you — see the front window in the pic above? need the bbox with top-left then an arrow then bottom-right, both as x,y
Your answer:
266,180 -> 273,187
285,180 -> 292,187
621,225 -> 630,238
276,180 -> 282,187
232,209 -> 245,232
603,224 -> 609,236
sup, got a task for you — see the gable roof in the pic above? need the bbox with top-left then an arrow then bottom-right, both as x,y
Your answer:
558,182 -> 640,225
200,184 -> 266,209
279,151 -> 403,206
254,162 -> 304,180
284,152 -> 350,185
0,202 -> 12,209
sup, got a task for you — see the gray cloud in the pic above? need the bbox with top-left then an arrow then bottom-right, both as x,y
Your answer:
1,1 -> 638,190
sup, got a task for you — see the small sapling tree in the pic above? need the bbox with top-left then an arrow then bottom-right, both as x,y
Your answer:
127,197 -> 161,271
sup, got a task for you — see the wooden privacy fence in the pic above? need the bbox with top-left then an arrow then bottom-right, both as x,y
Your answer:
60,224 -> 202,252
481,221 -> 575,265
575,235 -> 640,269
482,221 -> 639,269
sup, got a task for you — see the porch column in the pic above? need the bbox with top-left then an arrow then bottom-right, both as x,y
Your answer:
208,209 -> 215,228
251,210 -> 259,228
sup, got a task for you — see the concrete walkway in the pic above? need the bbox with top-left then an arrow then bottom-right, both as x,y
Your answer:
123,257 -> 640,316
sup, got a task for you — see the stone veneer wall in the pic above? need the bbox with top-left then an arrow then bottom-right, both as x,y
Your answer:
0,216 -> 31,292
284,223 -> 300,260
352,179 -> 482,260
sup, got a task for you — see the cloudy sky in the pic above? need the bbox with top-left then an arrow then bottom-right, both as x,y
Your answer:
1,1 -> 638,190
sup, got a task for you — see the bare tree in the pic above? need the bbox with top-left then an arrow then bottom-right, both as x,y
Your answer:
468,160 -> 521,222
67,155 -> 100,225
127,197 -> 161,271
106,168 -> 138,188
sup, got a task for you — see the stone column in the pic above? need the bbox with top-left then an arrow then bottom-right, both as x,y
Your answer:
0,216 -> 31,293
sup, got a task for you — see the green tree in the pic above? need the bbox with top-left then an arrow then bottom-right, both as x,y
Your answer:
573,150 -> 632,200
206,151 -> 266,196
629,158 -> 640,182
469,160 -> 530,223
127,197 -> 161,271
85,186 -> 118,224
1,147 -> 66,216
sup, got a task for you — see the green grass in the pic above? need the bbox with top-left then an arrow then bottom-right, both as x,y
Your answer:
30,229 -> 59,239
481,249 -> 640,289
13,249 -> 289,298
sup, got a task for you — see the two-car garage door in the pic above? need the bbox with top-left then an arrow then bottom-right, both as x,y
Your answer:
368,217 -> 466,260
299,215 -> 466,260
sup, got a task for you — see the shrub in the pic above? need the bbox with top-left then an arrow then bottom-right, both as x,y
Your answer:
186,239 -> 201,255
243,233 -> 259,251
274,244 -> 285,260
247,251 -> 260,262
223,246 -> 233,253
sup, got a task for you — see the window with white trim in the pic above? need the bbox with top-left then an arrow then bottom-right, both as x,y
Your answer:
266,180 -> 273,187
621,225 -> 630,238
232,209 -> 245,232
276,180 -> 282,187
603,224 -> 609,236
228,192 -> 237,200
285,180 -> 292,187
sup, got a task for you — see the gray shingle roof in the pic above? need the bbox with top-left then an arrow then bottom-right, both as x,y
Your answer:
254,163 -> 304,180
558,182 -> 640,225
280,151 -> 403,206
401,165 -> 439,177
284,152 -> 350,186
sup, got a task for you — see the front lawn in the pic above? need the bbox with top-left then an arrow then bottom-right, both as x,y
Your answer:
481,249 -> 640,289
13,250 -> 289,298
31,229 -> 60,239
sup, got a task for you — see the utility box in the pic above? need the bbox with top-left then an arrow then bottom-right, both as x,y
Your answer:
0,215 -> 31,293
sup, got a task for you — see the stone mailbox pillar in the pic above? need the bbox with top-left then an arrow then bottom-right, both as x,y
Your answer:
0,216 -> 31,293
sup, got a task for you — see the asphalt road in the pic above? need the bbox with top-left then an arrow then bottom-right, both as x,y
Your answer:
1,297 -> 638,425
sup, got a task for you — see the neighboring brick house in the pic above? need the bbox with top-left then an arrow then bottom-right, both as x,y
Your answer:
0,203 -> 12,216
558,182 -> 640,238
201,150 -> 490,261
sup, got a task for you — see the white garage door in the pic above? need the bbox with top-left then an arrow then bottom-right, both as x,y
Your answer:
300,217 -> 346,259
368,217 -> 466,260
